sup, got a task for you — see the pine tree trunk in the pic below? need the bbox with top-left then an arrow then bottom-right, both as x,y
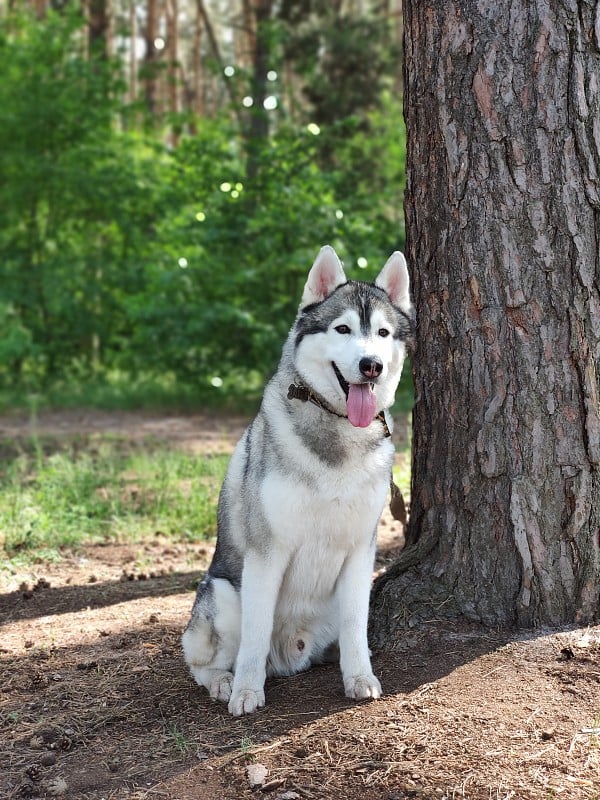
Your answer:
166,0 -> 179,145
245,0 -> 273,180
191,5 -> 204,119
371,1 -> 600,642
144,0 -> 158,115
88,0 -> 110,59
129,0 -> 137,107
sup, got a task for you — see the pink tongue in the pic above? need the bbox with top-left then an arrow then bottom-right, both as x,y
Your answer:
347,383 -> 377,428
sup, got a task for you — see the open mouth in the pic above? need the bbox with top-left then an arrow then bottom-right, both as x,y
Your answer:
332,362 -> 377,428
332,362 -> 350,398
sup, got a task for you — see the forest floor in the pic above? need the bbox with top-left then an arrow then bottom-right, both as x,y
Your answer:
1,410 -> 599,800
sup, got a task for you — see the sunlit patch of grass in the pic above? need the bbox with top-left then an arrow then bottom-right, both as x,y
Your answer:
392,413 -> 411,502
391,364 -> 414,416
0,435 -> 228,564
392,452 -> 411,502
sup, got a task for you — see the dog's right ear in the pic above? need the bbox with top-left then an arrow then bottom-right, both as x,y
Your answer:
301,246 -> 347,308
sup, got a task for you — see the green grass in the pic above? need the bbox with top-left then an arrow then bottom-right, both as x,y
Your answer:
0,362 -> 413,567
0,435 -> 229,564
393,365 -> 415,415
392,408 -> 412,501
0,370 -> 264,415
392,453 -> 411,501
166,723 -> 195,758
1,429 -> 412,568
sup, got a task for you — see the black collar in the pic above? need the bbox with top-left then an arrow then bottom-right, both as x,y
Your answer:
287,382 -> 391,438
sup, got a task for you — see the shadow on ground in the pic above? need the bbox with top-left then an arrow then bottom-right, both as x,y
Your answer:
0,585 -> 512,800
0,570 -> 203,624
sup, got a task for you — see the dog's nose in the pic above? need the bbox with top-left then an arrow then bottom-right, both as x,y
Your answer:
359,357 -> 383,379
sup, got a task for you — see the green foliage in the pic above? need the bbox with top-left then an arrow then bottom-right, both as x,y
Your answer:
282,9 -> 396,125
0,435 -> 228,561
0,8 -> 407,408
0,10 -> 162,385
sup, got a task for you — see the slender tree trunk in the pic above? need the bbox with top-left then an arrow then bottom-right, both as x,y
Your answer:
33,0 -> 47,18
144,0 -> 158,115
129,0 -> 137,106
166,0 -> 179,144
241,0 -> 255,67
391,0 -> 403,96
195,0 -> 243,124
371,1 -> 600,642
191,3 -> 204,119
88,0 -> 110,59
245,0 -> 273,180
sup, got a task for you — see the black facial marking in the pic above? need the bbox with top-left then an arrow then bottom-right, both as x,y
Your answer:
357,291 -> 372,336
332,362 -> 349,397
295,279 -> 414,348
295,315 -> 328,348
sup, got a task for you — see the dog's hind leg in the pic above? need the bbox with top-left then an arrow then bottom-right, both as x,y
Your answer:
181,577 -> 241,703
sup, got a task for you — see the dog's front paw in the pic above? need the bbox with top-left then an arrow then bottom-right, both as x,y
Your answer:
209,671 -> 233,703
228,688 -> 265,717
344,674 -> 382,701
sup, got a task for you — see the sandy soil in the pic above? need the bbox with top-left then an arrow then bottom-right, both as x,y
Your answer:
1,410 -> 599,800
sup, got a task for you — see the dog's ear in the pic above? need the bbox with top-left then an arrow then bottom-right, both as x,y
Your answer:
301,246 -> 347,308
375,251 -> 412,313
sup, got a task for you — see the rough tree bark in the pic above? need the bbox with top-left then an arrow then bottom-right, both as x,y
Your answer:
371,1 -> 600,642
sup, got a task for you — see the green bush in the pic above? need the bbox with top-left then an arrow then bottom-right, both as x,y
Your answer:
0,10 -> 407,407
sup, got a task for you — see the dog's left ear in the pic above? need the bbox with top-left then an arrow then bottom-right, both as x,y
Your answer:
375,251 -> 412,313
301,245 -> 347,308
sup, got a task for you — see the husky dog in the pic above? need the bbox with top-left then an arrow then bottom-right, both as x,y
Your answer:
182,245 -> 413,716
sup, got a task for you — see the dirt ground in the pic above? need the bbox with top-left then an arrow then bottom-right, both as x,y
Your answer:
1,410 -> 599,800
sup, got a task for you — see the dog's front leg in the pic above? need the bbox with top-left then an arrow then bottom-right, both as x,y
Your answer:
228,549 -> 283,716
336,541 -> 382,701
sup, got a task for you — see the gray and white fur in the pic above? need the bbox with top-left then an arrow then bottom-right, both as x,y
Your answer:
182,245 -> 413,716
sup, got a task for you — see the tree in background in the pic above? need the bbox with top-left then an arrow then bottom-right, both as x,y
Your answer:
0,1 -> 406,401
280,1 -> 395,126
371,1 -> 600,639
0,9 -> 130,377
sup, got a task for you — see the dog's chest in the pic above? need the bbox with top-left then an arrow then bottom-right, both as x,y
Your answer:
282,535 -> 348,602
261,463 -> 387,553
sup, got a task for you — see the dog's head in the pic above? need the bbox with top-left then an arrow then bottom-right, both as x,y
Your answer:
294,246 -> 414,425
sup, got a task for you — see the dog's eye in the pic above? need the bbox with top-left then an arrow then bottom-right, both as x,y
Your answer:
378,328 -> 390,338
335,324 -> 351,334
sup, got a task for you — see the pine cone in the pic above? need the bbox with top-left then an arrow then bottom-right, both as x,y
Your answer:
29,671 -> 49,689
54,735 -> 73,752
25,764 -> 42,782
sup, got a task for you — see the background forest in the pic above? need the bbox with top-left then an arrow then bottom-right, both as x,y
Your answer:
0,0 -> 406,410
